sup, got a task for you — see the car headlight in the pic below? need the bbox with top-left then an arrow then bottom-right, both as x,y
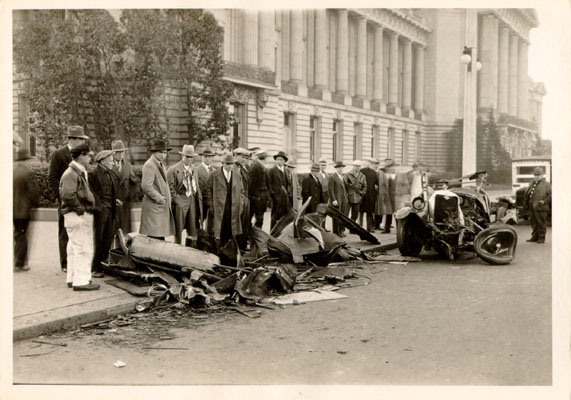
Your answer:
411,196 -> 425,211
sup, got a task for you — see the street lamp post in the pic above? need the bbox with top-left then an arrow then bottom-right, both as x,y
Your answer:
461,9 -> 480,181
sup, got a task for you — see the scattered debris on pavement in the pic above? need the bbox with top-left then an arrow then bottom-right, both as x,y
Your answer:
113,360 -> 126,368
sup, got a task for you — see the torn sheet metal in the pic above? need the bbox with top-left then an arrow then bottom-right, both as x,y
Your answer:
308,266 -> 355,282
325,205 -> 380,244
235,265 -> 297,301
264,290 -> 348,305
371,254 -> 422,262
105,279 -> 151,296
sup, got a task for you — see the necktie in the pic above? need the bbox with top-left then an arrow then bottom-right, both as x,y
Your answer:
115,161 -> 122,172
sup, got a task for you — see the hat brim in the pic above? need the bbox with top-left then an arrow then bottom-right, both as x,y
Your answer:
179,152 -> 195,157
335,164 -> 346,168
274,154 -> 289,162
112,147 -> 129,152
151,148 -> 172,152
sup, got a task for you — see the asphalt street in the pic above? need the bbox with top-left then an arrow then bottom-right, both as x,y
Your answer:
12,224 -> 551,386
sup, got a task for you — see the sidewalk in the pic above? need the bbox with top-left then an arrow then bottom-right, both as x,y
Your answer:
13,213 -> 397,341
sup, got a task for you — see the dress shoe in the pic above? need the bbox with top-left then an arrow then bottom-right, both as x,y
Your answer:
383,229 -> 391,234
536,239 -> 545,244
526,238 -> 538,242
73,283 -> 100,291
61,267 -> 67,273
91,272 -> 105,278
67,282 -> 72,288
14,265 -> 30,272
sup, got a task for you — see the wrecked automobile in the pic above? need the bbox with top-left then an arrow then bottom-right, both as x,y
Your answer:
395,171 -> 517,265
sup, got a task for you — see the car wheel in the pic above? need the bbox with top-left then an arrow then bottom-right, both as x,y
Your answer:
396,217 -> 423,257
474,224 -> 517,265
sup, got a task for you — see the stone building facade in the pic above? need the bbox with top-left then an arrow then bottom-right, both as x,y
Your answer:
13,8 -> 544,172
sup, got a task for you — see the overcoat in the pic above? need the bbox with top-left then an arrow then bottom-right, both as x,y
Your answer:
344,170 -> 367,204
167,161 -> 203,240
14,161 -> 39,220
393,171 -> 411,211
139,155 -> 175,237
204,167 -> 244,239
111,158 -> 138,233
268,165 -> 291,219
301,173 -> 323,213
524,178 -> 552,211
48,145 -> 71,199
248,160 -> 269,213
317,171 -> 330,203
375,169 -> 393,215
287,170 -> 301,211
328,172 -> 348,209
195,163 -> 212,195
359,167 -> 378,213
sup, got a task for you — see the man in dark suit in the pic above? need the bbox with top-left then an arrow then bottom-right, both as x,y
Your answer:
524,167 -> 552,244
196,147 -> 215,233
249,150 -> 270,228
110,140 -> 138,234
301,163 -> 324,213
328,161 -> 349,236
360,158 -> 379,232
48,125 -> 89,273
268,151 -> 291,229
233,148 -> 251,249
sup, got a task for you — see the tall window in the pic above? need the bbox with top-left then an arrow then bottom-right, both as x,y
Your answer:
402,130 -> 409,165
388,127 -> 395,159
283,112 -> 296,155
309,116 -> 320,163
333,120 -> 342,162
229,103 -> 247,148
372,125 -> 379,159
353,122 -> 362,160
415,131 -> 421,162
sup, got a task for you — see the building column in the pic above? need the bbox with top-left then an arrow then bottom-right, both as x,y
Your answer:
414,44 -> 424,113
497,26 -> 509,113
355,16 -> 367,98
290,10 -> 303,83
314,9 -> 328,89
373,25 -> 384,103
258,10 -> 274,70
479,14 -> 499,109
388,31 -> 399,107
518,40 -> 529,119
402,38 -> 412,111
336,9 -> 349,94
508,33 -> 519,116
243,10 -> 258,66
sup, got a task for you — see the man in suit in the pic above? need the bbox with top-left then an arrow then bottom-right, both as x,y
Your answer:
13,149 -> 39,272
249,150 -> 270,228
196,147 -> 215,233
48,125 -> 89,273
317,158 -> 330,203
344,160 -> 367,222
89,150 -> 120,278
360,158 -> 379,232
328,161 -> 349,236
524,167 -> 552,244
110,140 -> 138,234
233,148 -> 251,249
379,158 -> 396,233
139,139 -> 175,240
285,159 -> 300,212
203,153 -> 245,249
268,151 -> 291,229
167,145 -> 203,245
301,163 -> 324,214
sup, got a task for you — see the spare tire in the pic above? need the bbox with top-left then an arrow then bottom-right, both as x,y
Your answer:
474,225 -> 517,265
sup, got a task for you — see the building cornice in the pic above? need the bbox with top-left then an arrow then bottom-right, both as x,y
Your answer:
481,8 -> 538,41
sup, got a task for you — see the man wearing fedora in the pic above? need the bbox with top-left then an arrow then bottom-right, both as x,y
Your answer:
285,159 -> 300,212
139,139 -> 175,240
524,167 -> 552,244
302,163 -> 325,214
90,150 -> 120,278
110,140 -> 138,234
14,149 -> 39,272
360,158 -> 379,232
249,149 -> 270,228
233,148 -> 251,249
328,161 -> 349,236
60,143 -> 99,291
167,145 -> 203,245
196,147 -> 216,233
268,151 -> 292,229
48,125 -> 89,273
375,158 -> 396,233
204,153 -> 245,249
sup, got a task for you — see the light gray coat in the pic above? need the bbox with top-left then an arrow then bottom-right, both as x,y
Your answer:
139,155 -> 175,237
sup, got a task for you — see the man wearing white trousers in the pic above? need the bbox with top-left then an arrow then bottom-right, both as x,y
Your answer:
59,143 -> 99,291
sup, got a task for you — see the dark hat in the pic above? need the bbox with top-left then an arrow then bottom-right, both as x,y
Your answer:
150,139 -> 172,152
67,125 -> 89,140
533,167 -> 544,175
95,150 -> 113,162
310,163 -> 320,172
199,147 -> 215,156
70,143 -> 91,157
334,161 -> 345,168
221,153 -> 234,164
274,151 -> 288,162
111,140 -> 129,152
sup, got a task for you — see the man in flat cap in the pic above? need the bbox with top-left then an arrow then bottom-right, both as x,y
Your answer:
110,140 -> 139,234
524,167 -> 552,244
249,149 -> 270,228
89,150 -> 121,277
139,139 -> 175,240
204,153 -> 245,250
268,151 -> 291,229
60,143 -> 99,291
167,145 -> 203,245
48,125 -> 89,273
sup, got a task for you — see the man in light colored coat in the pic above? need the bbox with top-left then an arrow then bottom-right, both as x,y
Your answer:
139,139 -> 175,240
204,153 -> 245,250
167,144 -> 202,245
375,159 -> 395,233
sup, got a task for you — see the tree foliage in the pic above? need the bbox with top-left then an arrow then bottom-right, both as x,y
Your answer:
14,9 -> 233,160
